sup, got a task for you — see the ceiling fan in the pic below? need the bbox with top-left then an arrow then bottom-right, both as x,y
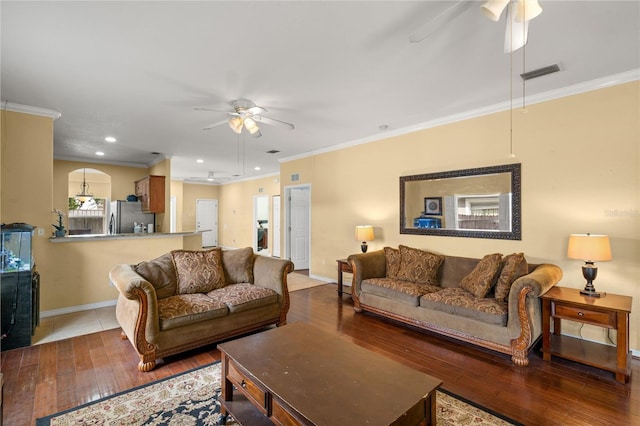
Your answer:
187,171 -> 232,184
410,0 -> 542,53
195,99 -> 295,138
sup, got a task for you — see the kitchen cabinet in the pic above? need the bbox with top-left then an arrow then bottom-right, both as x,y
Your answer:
135,175 -> 165,213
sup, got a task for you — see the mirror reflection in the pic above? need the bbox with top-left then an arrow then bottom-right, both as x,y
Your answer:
400,164 -> 521,240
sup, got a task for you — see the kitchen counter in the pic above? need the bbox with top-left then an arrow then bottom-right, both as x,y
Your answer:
49,231 -> 200,243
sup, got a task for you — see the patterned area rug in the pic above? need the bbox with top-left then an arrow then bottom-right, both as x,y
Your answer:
36,362 -> 521,425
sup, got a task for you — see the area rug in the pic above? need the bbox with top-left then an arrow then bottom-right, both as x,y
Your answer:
287,271 -> 327,292
36,362 -> 521,425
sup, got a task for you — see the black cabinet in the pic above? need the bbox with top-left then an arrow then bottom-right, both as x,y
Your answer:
1,223 -> 38,351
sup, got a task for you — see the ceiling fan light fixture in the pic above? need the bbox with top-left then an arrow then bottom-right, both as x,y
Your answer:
244,117 -> 260,135
481,0 -> 510,22
514,0 -> 542,22
228,117 -> 243,134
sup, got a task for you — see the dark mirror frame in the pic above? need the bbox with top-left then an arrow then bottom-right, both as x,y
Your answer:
400,163 -> 521,240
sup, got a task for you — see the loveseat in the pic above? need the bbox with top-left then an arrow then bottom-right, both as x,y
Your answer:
109,247 -> 294,372
348,246 -> 562,366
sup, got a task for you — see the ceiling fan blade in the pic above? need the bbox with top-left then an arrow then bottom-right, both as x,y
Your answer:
246,106 -> 267,115
194,107 -> 228,113
504,3 -> 529,53
409,1 -> 474,43
202,119 -> 229,130
253,115 -> 295,131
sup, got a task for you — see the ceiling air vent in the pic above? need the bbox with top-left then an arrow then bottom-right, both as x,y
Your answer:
267,150 -> 280,154
520,64 -> 560,81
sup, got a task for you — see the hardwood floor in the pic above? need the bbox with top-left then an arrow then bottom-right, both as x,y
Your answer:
3,284 -> 639,425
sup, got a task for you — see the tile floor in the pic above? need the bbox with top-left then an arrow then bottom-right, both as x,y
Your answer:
32,305 -> 119,345
31,272 -> 329,345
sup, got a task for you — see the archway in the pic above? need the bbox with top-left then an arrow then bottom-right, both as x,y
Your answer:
67,168 -> 111,235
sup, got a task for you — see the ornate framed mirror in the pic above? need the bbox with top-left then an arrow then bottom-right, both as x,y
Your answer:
400,163 -> 521,240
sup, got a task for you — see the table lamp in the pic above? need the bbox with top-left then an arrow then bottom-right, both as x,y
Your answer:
567,233 -> 612,297
355,225 -> 374,253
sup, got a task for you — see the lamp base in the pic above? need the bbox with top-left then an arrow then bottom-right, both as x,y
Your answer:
360,242 -> 368,253
580,289 -> 603,298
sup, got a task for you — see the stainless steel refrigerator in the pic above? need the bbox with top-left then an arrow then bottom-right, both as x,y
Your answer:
109,201 -> 155,234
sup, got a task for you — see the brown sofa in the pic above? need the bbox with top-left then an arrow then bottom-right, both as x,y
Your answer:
348,246 -> 562,366
109,247 -> 294,371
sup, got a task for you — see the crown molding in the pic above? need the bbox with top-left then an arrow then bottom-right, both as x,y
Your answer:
53,155 -> 149,169
1,101 -> 62,120
279,69 -> 640,164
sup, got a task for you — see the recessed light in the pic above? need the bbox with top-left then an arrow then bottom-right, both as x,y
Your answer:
96,151 -> 105,156
105,136 -> 116,143
254,166 -> 261,171
196,159 -> 204,163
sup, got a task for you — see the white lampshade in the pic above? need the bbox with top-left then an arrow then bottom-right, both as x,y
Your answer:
567,234 -> 612,262
514,0 -> 542,23
481,0 -> 510,22
243,117 -> 260,135
228,117 -> 243,134
355,225 -> 374,242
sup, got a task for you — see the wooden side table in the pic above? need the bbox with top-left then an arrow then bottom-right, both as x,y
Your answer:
541,286 -> 632,383
336,259 -> 353,297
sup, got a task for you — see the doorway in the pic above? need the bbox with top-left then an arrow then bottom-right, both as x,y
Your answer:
253,195 -> 269,255
196,199 -> 218,247
284,185 -> 310,270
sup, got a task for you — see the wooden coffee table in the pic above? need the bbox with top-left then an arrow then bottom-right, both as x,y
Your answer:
218,322 -> 442,425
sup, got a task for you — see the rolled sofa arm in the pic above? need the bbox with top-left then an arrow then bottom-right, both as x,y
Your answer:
507,263 -> 563,365
109,264 -> 160,346
347,250 -> 386,300
253,255 -> 294,296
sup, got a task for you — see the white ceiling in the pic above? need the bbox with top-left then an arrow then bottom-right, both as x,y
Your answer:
2,1 -> 639,183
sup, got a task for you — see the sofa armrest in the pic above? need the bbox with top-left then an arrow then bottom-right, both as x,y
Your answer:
109,264 -> 160,346
253,256 -> 294,298
347,250 -> 386,297
252,256 -> 294,326
507,263 -> 563,364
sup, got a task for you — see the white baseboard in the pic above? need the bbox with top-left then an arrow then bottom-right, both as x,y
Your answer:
40,299 -> 117,318
307,274 -> 334,283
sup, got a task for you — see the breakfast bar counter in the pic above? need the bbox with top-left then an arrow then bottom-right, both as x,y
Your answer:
49,231 -> 200,243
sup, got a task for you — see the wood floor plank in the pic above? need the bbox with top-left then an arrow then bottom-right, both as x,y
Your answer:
2,283 -> 639,425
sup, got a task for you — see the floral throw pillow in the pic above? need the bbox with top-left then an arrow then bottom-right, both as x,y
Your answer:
460,253 -> 503,298
494,253 -> 528,302
171,248 -> 226,294
396,245 -> 444,286
384,247 -> 401,279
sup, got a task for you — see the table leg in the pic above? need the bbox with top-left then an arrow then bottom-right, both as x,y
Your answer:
542,299 -> 551,361
337,263 -> 343,296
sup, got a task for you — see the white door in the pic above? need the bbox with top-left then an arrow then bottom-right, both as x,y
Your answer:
272,195 -> 281,257
288,187 -> 310,270
196,199 -> 218,247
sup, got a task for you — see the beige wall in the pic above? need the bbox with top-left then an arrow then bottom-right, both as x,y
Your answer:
281,81 -> 640,351
218,175 -> 280,252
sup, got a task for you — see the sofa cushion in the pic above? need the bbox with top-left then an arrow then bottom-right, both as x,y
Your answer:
362,277 -> 441,306
221,247 -> 254,284
420,288 -> 508,326
134,253 -> 177,299
459,253 -> 503,298
171,248 -> 226,294
158,293 -> 228,331
495,253 -> 529,302
384,247 -> 401,279
207,283 -> 278,313
396,245 -> 444,286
